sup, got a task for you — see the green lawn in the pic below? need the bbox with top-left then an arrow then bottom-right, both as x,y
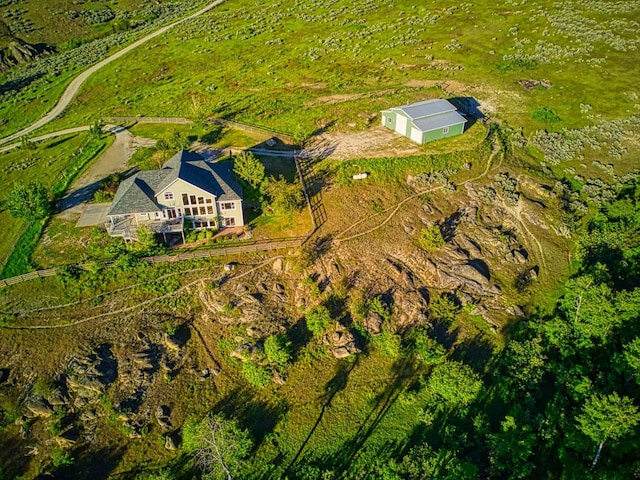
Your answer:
25,0 -> 637,144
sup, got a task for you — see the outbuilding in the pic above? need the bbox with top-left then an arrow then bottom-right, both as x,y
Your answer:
381,99 -> 467,144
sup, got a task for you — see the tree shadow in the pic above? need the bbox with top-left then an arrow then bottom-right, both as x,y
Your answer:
332,358 -> 419,474
0,71 -> 44,95
451,334 -> 496,374
430,320 -> 459,349
211,387 -> 289,450
439,209 -> 466,242
199,123 -> 224,144
46,445 -> 126,480
283,358 -> 359,476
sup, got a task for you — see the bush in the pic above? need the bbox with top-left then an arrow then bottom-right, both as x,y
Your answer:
531,107 -> 561,124
51,449 -> 74,468
241,362 -> 271,388
408,328 -> 446,365
371,327 -> 402,358
418,226 -> 445,251
430,294 -> 460,324
264,333 -> 292,367
305,305 -> 333,336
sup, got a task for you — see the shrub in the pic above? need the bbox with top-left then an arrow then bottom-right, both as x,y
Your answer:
305,305 -> 333,336
264,333 -> 293,367
408,328 -> 446,365
371,327 -> 402,358
241,362 -> 271,388
51,449 -> 74,468
430,294 -> 460,324
531,107 -> 561,124
418,226 -> 445,251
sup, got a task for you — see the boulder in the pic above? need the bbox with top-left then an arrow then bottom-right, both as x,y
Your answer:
24,397 -> 53,418
365,311 -> 383,335
165,434 -> 177,450
331,347 -> 352,359
272,258 -> 284,275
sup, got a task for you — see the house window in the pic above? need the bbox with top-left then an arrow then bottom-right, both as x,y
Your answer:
182,193 -> 189,205
442,126 -> 449,134
206,198 -> 213,204
224,217 -> 236,227
190,195 -> 197,205
220,202 -> 235,211
184,207 -> 192,217
154,212 -> 161,219
197,196 -> 205,204
200,206 -> 207,215
386,117 -> 392,123
164,192 -> 174,201
206,205 -> 214,215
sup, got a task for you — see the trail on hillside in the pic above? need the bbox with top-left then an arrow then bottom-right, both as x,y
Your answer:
0,256 -> 282,330
334,135 -> 502,244
0,0 -> 226,146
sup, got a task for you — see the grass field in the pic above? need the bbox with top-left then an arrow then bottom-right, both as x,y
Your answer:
0,132 -> 109,274
16,0 -> 633,144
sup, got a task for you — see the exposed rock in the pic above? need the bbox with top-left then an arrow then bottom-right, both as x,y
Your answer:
272,258 -> 284,275
331,347 -> 352,359
273,283 -> 285,294
229,344 -> 259,362
164,334 -> 182,352
24,397 -> 53,418
456,263 -> 490,285
365,311 -> 383,335
513,250 -> 527,264
165,434 -> 177,450
246,326 -> 263,338
471,305 -> 488,316
506,305 -> 526,318
223,263 -> 236,272
273,370 -> 286,385
529,266 -> 539,280
236,284 -> 249,295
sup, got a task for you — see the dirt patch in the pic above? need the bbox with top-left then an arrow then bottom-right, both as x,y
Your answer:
306,89 -> 394,107
518,79 -> 552,91
306,126 -> 422,160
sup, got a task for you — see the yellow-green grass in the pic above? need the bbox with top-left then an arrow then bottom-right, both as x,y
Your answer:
129,123 -> 271,149
28,0 -> 638,147
0,132 -> 109,274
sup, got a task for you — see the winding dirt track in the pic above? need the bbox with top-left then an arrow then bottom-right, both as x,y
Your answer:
0,0 -> 225,146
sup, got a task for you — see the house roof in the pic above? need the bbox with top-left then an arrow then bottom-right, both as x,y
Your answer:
413,110 -> 467,133
396,99 -> 457,120
108,150 -> 243,217
382,98 -> 467,133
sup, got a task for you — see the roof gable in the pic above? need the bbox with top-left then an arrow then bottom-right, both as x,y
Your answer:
108,150 -> 243,217
396,99 -> 456,120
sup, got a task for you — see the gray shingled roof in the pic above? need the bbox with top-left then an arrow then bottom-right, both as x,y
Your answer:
397,99 -> 456,120
413,110 -> 467,133
108,150 -> 242,217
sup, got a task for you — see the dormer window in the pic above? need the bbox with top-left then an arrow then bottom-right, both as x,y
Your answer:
220,202 -> 235,210
164,192 -> 174,201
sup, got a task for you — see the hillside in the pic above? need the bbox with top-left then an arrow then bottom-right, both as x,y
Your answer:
0,0 -> 639,479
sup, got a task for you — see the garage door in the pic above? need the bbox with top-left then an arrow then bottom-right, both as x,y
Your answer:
395,114 -> 407,136
410,127 -> 423,144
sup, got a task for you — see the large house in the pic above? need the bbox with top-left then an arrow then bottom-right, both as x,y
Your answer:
105,150 -> 244,242
381,99 -> 467,144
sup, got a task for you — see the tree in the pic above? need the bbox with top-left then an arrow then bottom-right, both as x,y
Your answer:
169,129 -> 190,150
233,151 -> 266,190
182,413 -> 253,480
418,226 -> 445,251
264,333 -> 292,367
408,328 -> 446,365
90,120 -> 103,138
6,181 -> 51,221
264,175 -> 304,215
426,361 -> 482,408
429,294 -> 460,324
576,392 -> 640,470
305,305 -> 333,336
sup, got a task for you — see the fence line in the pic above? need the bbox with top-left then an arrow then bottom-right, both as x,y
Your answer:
103,116 -> 193,125
0,236 -> 309,288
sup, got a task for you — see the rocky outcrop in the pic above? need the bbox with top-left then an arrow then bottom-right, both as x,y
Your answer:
323,330 -> 361,358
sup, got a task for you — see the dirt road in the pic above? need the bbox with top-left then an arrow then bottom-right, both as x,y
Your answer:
57,127 -> 155,219
0,0 -> 226,146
